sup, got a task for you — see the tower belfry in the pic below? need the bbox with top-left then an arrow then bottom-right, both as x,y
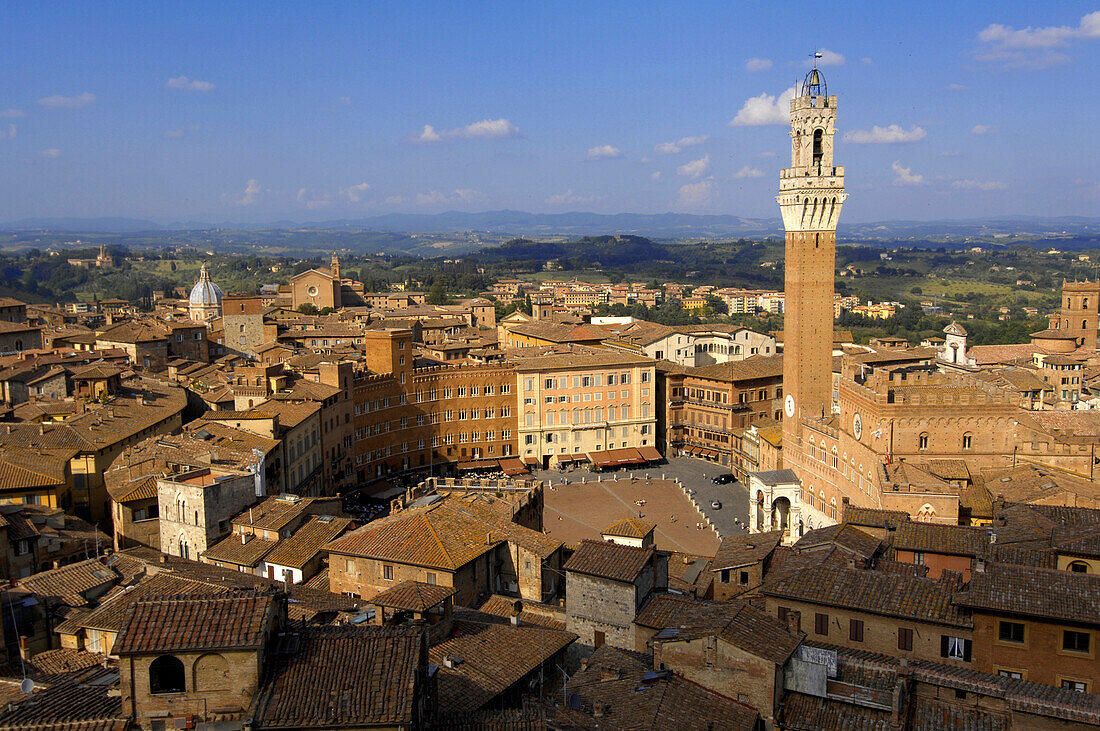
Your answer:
777,66 -> 847,435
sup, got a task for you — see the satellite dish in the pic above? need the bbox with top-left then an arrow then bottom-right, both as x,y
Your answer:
20,677 -> 33,694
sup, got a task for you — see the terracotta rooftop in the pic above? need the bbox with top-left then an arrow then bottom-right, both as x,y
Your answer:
262,515 -> 352,569
762,564 -> 971,628
476,594 -> 567,630
326,498 -> 560,571
114,592 -> 274,655
563,645 -> 759,730
430,613 -> 576,714
891,521 -> 991,557
793,524 -> 882,561
841,505 -> 909,529
601,518 -> 655,539
688,354 -> 784,382
563,539 -> 655,583
249,626 -> 422,729
711,530 -> 783,571
956,562 -> 1100,625
201,532 -> 279,567
16,559 -> 118,606
370,580 -> 457,611
0,666 -> 125,730
634,594 -> 741,634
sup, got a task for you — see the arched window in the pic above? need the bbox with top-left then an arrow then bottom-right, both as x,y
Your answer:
812,129 -> 823,166
962,433 -> 973,450
1084,320 -> 1089,330
1068,561 -> 1090,574
1084,298 -> 1089,309
149,655 -> 186,694
918,433 -> 929,450
194,653 -> 230,691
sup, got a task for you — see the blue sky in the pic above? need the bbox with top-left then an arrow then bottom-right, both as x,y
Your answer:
2,2 -> 1099,223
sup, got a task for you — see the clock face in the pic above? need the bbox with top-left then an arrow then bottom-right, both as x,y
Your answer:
853,412 -> 863,440
784,394 -> 796,418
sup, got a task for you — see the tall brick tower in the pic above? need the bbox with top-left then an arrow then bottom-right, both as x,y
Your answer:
777,66 -> 846,437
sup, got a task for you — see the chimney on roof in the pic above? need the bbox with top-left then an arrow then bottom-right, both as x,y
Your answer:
486,532 -> 492,545
159,553 -> 169,564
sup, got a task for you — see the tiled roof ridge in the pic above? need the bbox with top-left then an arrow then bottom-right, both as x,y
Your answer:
421,510 -> 456,568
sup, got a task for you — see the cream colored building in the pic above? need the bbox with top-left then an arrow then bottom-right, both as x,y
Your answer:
509,346 -> 657,468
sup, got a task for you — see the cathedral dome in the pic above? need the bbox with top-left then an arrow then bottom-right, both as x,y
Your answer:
189,263 -> 223,306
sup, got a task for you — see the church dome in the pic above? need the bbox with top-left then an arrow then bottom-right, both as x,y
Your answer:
189,263 -> 224,306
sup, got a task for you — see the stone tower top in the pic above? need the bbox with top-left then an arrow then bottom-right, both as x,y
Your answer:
777,68 -> 846,233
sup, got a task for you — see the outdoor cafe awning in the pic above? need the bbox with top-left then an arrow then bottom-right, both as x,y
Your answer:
455,459 -> 499,472
499,458 -> 528,476
587,447 -> 646,469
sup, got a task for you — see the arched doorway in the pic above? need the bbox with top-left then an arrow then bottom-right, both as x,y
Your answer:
772,496 -> 791,533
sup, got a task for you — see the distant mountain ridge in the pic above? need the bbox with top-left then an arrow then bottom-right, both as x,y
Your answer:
3,211 -> 1099,241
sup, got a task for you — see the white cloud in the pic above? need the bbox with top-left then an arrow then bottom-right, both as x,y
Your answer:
974,11 -> 1100,67
339,96 -> 352,106
677,180 -> 715,207
416,190 -> 449,205
545,190 -> 599,205
343,182 -> 371,202
952,179 -> 1008,191
732,165 -> 764,179
237,179 -> 262,206
416,125 -> 444,143
677,154 -> 710,179
296,188 -> 334,210
412,118 -> 520,143
745,57 -> 772,72
415,189 -> 481,205
166,76 -> 215,92
163,125 -> 199,139
0,124 -> 15,141
39,148 -> 62,158
729,86 -> 795,126
654,135 -> 709,155
844,124 -> 927,144
891,161 -> 924,186
0,109 -> 24,118
970,124 -> 995,135
587,144 -> 622,160
947,83 -> 968,91
460,119 -> 520,139
757,151 -> 778,158
804,49 -> 845,67
384,195 -> 405,206
650,171 -> 662,181
37,92 -> 95,108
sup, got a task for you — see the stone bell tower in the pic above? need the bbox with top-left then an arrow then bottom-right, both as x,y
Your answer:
777,66 -> 847,436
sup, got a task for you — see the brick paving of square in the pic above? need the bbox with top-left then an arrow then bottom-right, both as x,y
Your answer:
543,476 -> 720,556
